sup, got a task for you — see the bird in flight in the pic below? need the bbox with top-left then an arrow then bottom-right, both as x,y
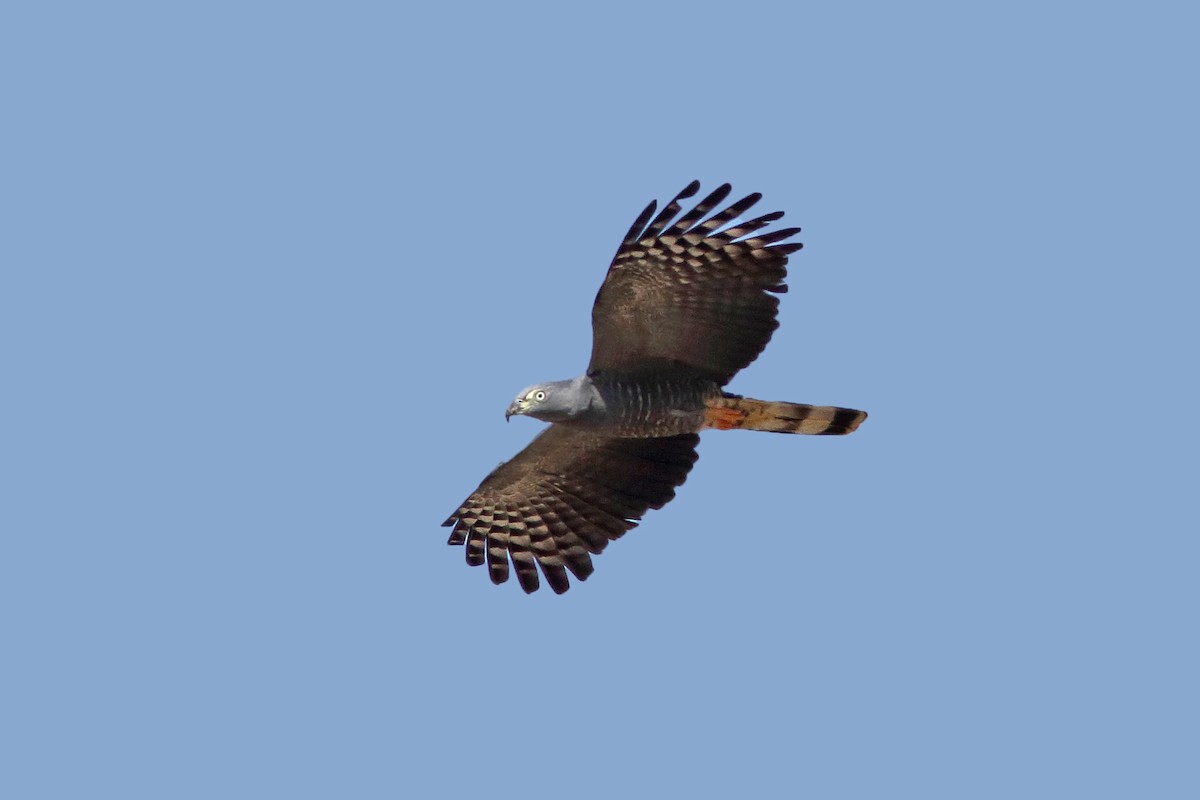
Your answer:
444,181 -> 866,593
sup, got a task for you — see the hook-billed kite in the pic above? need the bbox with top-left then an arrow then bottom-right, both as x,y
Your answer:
443,181 -> 867,593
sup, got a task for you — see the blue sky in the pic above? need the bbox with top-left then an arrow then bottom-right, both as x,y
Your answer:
3,2 -> 1197,798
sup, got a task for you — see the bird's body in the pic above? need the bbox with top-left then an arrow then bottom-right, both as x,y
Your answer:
510,373 -> 719,437
444,181 -> 867,593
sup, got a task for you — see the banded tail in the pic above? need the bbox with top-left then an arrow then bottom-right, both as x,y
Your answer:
703,394 -> 867,435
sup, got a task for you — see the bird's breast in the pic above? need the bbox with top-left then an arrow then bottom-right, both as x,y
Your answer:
582,375 -> 720,437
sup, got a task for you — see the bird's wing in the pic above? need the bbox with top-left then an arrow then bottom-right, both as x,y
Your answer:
443,425 -> 699,594
588,181 -> 802,385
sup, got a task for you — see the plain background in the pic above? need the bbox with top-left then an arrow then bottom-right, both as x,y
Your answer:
3,2 -> 1197,798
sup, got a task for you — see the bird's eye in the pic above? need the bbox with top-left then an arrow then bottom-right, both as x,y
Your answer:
534,390 -> 546,402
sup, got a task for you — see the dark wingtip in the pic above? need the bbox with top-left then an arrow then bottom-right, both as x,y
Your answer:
621,200 -> 658,248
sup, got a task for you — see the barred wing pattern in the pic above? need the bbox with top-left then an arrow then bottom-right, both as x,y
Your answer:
589,180 -> 802,385
443,426 -> 700,594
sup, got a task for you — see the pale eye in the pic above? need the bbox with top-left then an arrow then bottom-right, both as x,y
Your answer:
534,390 -> 546,402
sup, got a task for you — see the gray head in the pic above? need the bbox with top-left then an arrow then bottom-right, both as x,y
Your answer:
506,377 -> 595,422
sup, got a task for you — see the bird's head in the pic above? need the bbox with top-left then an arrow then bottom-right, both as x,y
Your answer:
506,380 -> 581,422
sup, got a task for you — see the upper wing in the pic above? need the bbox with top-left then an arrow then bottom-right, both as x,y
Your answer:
443,425 -> 699,594
588,181 -> 802,385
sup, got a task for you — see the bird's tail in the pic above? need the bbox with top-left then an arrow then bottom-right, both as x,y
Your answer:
703,394 -> 867,435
